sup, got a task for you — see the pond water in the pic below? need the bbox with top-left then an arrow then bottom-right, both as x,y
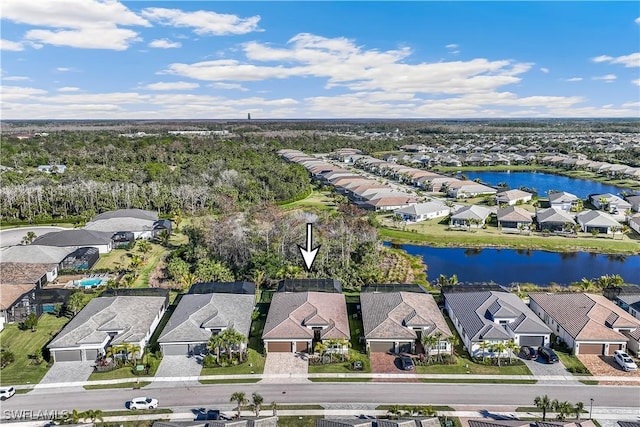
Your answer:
395,244 -> 640,286
459,171 -> 633,198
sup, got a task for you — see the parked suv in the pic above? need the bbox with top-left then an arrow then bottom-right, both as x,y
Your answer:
613,350 -> 638,372
0,386 -> 15,400
519,346 -> 537,360
538,347 -> 559,364
397,356 -> 415,371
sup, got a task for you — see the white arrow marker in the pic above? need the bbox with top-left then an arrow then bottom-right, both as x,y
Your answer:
298,222 -> 321,271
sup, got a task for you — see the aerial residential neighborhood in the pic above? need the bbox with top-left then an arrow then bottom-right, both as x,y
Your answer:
1,1 -> 640,427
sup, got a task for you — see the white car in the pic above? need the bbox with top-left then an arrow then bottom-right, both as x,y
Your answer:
613,350 -> 638,372
0,386 -> 15,400
129,397 -> 158,410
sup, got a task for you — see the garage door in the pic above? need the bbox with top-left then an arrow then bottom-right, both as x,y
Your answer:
85,349 -> 99,361
162,343 -> 189,356
54,350 -> 82,362
295,342 -> 308,352
267,342 -> 291,352
398,342 -> 413,353
369,341 -> 394,353
607,344 -> 623,355
520,336 -> 545,347
579,343 -> 605,355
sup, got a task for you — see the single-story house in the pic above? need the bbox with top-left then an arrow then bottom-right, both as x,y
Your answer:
603,285 -> 640,320
576,210 -> 620,234
445,291 -> 551,357
548,191 -> 579,211
84,209 -> 159,239
157,287 -> 255,356
0,284 -> 36,331
590,193 -> 632,214
262,291 -> 350,353
47,293 -> 168,362
447,181 -> 497,198
0,245 -> 74,281
0,262 -> 53,288
277,278 -> 342,293
360,194 -> 418,212
496,206 -> 533,231
528,292 -> 640,355
32,230 -> 114,254
629,213 -> 640,234
495,189 -> 533,206
394,202 -> 450,223
360,290 -> 451,354
535,208 -> 575,232
450,205 -> 492,228
625,195 -> 640,212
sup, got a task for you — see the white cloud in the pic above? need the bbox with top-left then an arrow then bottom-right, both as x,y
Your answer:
592,52 -> 640,68
149,39 -> 182,49
141,7 -> 261,35
636,17 -> 640,24
540,67 -> 549,74
3,0 -> 150,50
163,33 -> 532,96
0,85 -> 48,100
57,87 -> 80,92
210,82 -> 249,91
141,81 -> 200,91
56,67 -> 72,72
2,75 -> 30,81
446,44 -> 458,49
565,77 -> 583,82
593,74 -> 617,82
633,79 -> 640,86
1,39 -> 24,51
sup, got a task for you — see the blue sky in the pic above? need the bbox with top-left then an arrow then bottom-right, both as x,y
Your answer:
1,1 -> 639,119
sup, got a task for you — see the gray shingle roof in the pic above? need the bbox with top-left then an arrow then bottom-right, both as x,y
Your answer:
451,205 -> 491,221
394,202 -> 449,216
0,245 -> 75,264
91,209 -> 158,221
445,291 -> 550,342
33,230 -> 113,247
361,292 -> 451,340
85,217 -> 155,233
548,192 -> 578,203
536,208 -> 575,224
576,210 -> 620,227
158,293 -> 255,343
48,296 -> 166,349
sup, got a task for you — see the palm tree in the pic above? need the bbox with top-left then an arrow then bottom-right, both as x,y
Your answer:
158,229 -> 171,246
478,340 -> 489,362
492,342 -> 507,367
251,392 -> 264,417
83,409 -> 104,423
252,269 -> 266,302
534,395 -> 552,421
506,340 -> 519,364
230,392 -> 248,420
433,331 -> 444,363
387,404 -> 402,420
578,277 -> 594,292
63,409 -> 82,424
421,334 -> 438,362
574,401 -> 585,421
446,335 -> 459,357
208,333 -> 224,361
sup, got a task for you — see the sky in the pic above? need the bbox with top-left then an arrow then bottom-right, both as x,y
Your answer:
1,1 -> 639,119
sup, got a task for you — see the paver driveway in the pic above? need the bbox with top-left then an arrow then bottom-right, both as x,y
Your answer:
31,361 -> 95,393
147,355 -> 202,388
370,352 -> 418,382
578,354 -> 640,384
261,352 -> 308,383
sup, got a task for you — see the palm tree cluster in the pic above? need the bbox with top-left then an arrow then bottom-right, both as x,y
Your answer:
420,332 -> 459,364
57,409 -> 104,424
386,404 -> 438,419
207,328 -> 248,365
477,339 -> 520,366
229,392 -> 264,419
313,338 -> 352,363
534,395 -> 585,421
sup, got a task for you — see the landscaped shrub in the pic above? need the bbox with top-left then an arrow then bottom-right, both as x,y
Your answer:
203,355 -> 216,368
0,349 -> 15,368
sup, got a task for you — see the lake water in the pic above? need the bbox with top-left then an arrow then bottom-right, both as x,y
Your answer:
395,244 -> 640,286
460,171 -> 632,198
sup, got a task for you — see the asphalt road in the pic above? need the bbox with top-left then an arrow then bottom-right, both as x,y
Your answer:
0,226 -> 66,247
3,383 -> 639,414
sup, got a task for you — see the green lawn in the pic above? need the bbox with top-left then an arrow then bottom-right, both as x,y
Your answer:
420,378 -> 536,384
377,405 -> 455,411
199,378 -> 261,384
200,349 -> 265,375
277,416 -> 322,427
279,190 -> 337,211
309,377 -> 371,382
87,353 -> 161,381
92,241 -> 171,288
249,303 -> 269,353
308,349 -> 371,373
556,351 -> 591,375
378,222 -> 640,255
0,314 -> 69,385
83,381 -> 151,390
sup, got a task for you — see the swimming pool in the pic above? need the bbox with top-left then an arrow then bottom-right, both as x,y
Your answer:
75,278 -> 104,287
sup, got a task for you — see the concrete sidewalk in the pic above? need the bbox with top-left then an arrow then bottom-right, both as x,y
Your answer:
18,373 -> 640,391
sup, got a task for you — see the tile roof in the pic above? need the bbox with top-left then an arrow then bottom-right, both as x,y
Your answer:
158,293 -> 255,343
394,202 -> 449,216
576,210 -> 620,227
0,283 -> 36,310
529,293 -> 640,341
468,420 -> 532,427
262,292 -> 350,341
48,296 -> 166,348
0,262 -> 55,284
496,189 -> 532,202
445,291 -> 550,342
497,206 -> 533,223
361,292 -> 451,340
536,208 -> 575,224
548,191 -> 578,203
451,205 -> 492,221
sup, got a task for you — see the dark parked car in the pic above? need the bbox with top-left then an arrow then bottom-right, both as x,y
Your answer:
519,346 -> 537,360
538,347 -> 559,364
397,356 -> 415,371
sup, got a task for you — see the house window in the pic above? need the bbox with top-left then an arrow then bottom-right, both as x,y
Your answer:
499,320 -> 508,325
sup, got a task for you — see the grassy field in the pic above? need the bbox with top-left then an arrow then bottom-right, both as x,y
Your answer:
379,222 -> 640,255
84,381 -> 151,390
200,349 -> 265,375
279,190 -> 337,211
0,314 -> 69,386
